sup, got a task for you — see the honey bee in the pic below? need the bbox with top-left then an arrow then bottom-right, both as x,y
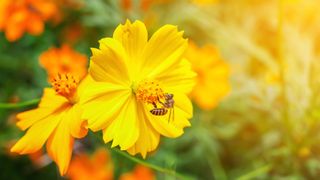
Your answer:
149,108 -> 168,116
150,93 -> 175,122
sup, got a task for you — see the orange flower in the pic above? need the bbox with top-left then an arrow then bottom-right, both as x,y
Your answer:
140,0 -> 154,11
121,0 -> 132,11
61,23 -> 84,45
56,0 -> 84,9
186,42 -> 230,110
39,45 -> 88,81
0,0 -> 59,42
142,0 -> 173,10
67,149 -> 113,180
120,165 -> 155,180
120,0 -> 171,11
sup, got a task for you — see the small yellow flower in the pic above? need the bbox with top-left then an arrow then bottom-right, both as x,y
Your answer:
82,20 -> 196,157
11,74 -> 90,175
186,42 -> 230,110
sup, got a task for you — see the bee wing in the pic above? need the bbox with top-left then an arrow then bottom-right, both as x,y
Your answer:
167,108 -> 174,123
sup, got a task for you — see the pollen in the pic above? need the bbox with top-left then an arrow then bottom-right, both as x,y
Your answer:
51,73 -> 79,101
135,80 -> 165,105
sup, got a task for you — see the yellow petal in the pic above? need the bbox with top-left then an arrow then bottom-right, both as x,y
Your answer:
103,95 -> 139,150
90,37 -> 130,85
127,103 -> 160,158
84,91 -> 130,131
81,81 -> 129,104
170,93 -> 193,129
173,93 -> 193,119
172,106 -> 192,129
16,88 -> 68,130
81,82 -> 131,131
204,62 -> 230,84
46,119 -> 74,176
113,20 -> 148,78
142,25 -> 188,78
65,104 -> 88,138
89,61 -> 125,86
16,108 -> 55,131
192,81 -> 230,110
39,88 -> 68,108
11,113 -> 62,154
144,106 -> 184,138
193,61 -> 230,110
160,59 -> 196,94
75,75 -> 94,97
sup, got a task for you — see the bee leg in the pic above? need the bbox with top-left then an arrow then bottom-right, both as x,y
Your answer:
152,102 -> 157,108
169,107 -> 174,122
157,96 -> 167,107
168,108 -> 172,124
171,107 -> 175,123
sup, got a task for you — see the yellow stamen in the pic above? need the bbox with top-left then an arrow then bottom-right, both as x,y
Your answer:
135,80 -> 165,106
51,73 -> 78,102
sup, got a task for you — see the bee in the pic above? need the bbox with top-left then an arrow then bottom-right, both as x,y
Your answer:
149,108 -> 168,116
150,93 -> 175,122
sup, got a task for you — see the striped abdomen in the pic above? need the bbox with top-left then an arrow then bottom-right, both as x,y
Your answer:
150,108 -> 168,116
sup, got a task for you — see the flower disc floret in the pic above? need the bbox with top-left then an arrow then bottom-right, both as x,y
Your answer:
135,80 -> 165,106
51,73 -> 79,102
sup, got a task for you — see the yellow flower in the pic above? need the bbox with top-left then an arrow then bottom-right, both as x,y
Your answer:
186,42 -> 230,110
120,0 -> 172,11
82,20 -> 196,157
11,74 -> 90,175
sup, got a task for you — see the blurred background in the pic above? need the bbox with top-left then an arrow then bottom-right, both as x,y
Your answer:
1,0 -> 320,179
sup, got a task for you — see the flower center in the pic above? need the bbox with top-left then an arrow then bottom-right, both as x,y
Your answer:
51,73 -> 79,102
135,80 -> 166,106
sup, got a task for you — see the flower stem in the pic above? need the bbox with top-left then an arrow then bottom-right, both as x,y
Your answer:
112,148 -> 195,180
0,99 -> 40,109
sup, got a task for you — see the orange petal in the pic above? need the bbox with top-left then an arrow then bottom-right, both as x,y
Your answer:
27,14 -> 44,35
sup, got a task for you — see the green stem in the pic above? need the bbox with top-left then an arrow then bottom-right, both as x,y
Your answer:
112,148 -> 195,180
0,99 -> 40,109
